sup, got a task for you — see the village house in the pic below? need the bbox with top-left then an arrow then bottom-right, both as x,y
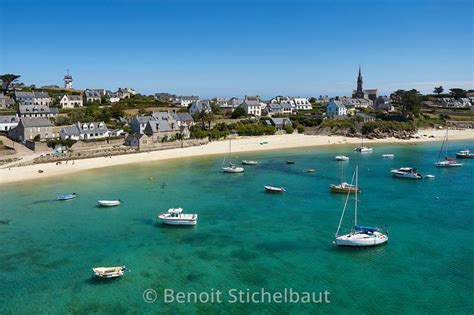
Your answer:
212,97 -> 228,108
130,116 -> 155,134
339,97 -> 372,109
154,92 -> 178,103
375,96 -> 394,111
189,100 -> 212,115
227,97 -> 242,109
9,118 -> 55,143
17,105 -> 59,118
0,115 -> 19,131
60,121 -> 110,140
326,100 -> 348,118
59,94 -> 83,108
292,97 -> 312,110
0,93 -> 15,108
356,112 -> 376,123
84,89 -> 102,103
14,91 -> 52,106
238,96 -> 262,116
264,117 -> 292,131
174,96 -> 199,107
170,112 -> 194,128
266,103 -> 283,116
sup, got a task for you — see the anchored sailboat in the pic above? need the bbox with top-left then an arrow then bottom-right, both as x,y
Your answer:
435,129 -> 462,168
354,135 -> 373,153
334,166 -> 388,247
222,139 -> 244,173
330,162 -> 360,193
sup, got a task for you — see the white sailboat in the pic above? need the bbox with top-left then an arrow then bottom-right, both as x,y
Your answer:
354,135 -> 373,152
222,139 -> 244,173
330,161 -> 360,194
435,129 -> 462,168
334,166 -> 388,247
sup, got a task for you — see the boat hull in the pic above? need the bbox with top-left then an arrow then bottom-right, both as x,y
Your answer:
264,186 -> 285,193
92,266 -> 126,278
242,160 -> 257,165
58,195 -> 77,201
330,185 -> 360,193
335,232 -> 388,247
222,167 -> 245,173
435,162 -> 462,167
160,219 -> 197,225
456,154 -> 474,159
335,156 -> 349,161
97,200 -> 121,207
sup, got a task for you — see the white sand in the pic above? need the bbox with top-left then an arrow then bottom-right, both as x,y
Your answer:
1,128 -> 472,185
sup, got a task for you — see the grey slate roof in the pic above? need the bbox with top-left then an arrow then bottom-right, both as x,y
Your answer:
148,120 -> 172,133
20,118 -> 52,128
0,115 -> 19,123
18,105 -> 57,114
63,94 -> 82,101
176,112 -> 193,121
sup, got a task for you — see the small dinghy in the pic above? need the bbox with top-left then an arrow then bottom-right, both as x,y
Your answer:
382,154 -> 394,158
97,200 -> 121,207
335,155 -> 349,161
92,266 -> 127,279
425,174 -> 435,179
242,160 -> 258,165
307,168 -> 316,173
286,160 -> 295,164
58,193 -> 77,201
264,186 -> 286,193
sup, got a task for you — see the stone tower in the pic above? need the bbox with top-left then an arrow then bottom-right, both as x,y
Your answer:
353,66 -> 364,98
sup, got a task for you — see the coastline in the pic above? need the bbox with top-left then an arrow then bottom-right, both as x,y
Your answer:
1,128 -> 472,185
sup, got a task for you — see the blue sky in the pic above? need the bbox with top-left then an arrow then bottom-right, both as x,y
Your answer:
0,0 -> 472,98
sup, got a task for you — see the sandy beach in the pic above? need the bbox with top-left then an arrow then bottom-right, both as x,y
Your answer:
1,128 -> 472,185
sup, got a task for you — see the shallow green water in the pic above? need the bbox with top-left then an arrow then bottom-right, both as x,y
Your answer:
0,141 -> 473,314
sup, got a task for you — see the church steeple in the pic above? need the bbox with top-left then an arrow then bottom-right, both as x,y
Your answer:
354,66 -> 365,98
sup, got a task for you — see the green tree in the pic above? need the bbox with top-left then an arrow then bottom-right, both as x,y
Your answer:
433,86 -> 444,96
231,107 -> 246,119
0,74 -> 21,92
390,89 -> 421,119
449,88 -> 467,99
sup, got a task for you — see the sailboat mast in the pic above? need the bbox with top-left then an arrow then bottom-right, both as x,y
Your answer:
335,169 -> 356,238
445,129 -> 449,158
354,166 -> 358,227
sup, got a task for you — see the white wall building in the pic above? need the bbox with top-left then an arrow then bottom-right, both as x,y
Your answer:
326,100 -> 347,118
59,94 -> 83,108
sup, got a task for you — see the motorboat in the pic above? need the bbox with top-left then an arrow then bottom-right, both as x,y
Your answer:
330,182 -> 360,194
335,155 -> 349,161
334,166 -> 388,247
57,193 -> 77,201
391,167 -> 423,179
97,200 -> 121,207
264,186 -> 286,193
222,140 -> 245,173
456,149 -> 474,159
435,129 -> 462,167
242,160 -> 258,165
158,208 -> 197,225
382,154 -> 394,158
92,266 -> 127,279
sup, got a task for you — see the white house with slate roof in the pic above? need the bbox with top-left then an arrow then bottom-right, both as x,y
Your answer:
175,96 -> 199,107
59,94 -> 83,108
84,89 -> 102,103
14,91 -> 52,106
60,121 -> 110,140
0,115 -> 19,131
189,100 -> 212,115
238,96 -> 262,116
326,100 -> 347,118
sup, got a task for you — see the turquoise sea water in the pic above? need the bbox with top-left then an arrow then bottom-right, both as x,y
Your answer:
0,141 -> 473,314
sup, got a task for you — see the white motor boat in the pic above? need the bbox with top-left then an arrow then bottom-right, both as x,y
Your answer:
425,175 -> 435,179
334,166 -> 388,247
335,155 -> 349,161
158,208 -> 197,225
382,154 -> 394,158
435,129 -> 462,168
92,266 -> 127,278
456,149 -> 474,159
97,200 -> 121,207
264,186 -> 286,193
242,160 -> 258,165
391,167 -> 423,179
